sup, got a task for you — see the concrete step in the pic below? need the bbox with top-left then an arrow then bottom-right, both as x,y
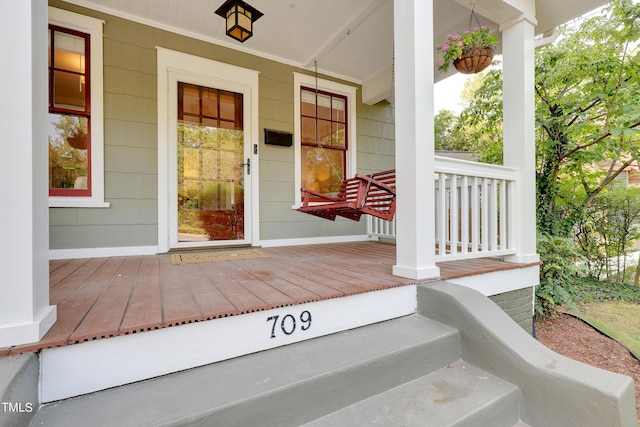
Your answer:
30,314 -> 461,427
0,353 -> 38,427
302,361 -> 521,427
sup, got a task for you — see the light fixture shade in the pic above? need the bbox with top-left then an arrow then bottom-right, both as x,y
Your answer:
215,0 -> 263,43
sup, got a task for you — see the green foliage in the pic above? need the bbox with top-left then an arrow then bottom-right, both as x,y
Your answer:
574,186 -> 640,282
566,276 -> 640,304
434,70 -> 504,165
535,0 -> 640,235
535,233 -> 588,318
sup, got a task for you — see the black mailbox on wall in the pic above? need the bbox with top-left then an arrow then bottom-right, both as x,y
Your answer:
264,129 -> 293,147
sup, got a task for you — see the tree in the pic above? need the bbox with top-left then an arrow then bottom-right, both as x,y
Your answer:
434,70 -> 504,163
575,186 -> 640,282
447,0 -> 640,235
434,109 -> 459,151
535,0 -> 640,236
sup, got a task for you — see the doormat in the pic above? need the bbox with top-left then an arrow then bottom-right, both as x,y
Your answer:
170,249 -> 269,265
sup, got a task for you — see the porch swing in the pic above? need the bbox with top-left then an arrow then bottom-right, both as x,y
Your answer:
297,61 -> 396,222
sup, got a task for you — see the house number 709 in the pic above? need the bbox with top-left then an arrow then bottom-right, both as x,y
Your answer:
267,311 -> 312,338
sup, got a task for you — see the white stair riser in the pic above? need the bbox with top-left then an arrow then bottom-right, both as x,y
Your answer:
40,285 -> 417,402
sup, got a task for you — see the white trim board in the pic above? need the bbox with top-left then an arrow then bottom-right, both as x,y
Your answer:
49,245 -> 158,260
260,234 -> 369,248
47,235 -> 370,259
40,285 -> 417,402
445,265 -> 540,297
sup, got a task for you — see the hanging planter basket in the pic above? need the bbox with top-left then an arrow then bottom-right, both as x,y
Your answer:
67,132 -> 87,150
453,47 -> 495,74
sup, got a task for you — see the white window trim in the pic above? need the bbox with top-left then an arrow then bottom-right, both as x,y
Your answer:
48,7 -> 108,208
292,72 -> 357,208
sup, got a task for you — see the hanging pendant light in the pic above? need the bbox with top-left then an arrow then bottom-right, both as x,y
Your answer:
215,0 -> 263,43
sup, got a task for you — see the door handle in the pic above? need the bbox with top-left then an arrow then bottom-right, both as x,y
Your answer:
239,158 -> 250,175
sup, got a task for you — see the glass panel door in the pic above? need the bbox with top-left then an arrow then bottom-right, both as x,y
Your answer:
177,82 -> 245,243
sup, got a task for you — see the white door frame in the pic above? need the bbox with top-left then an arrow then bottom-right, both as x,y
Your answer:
157,48 -> 260,252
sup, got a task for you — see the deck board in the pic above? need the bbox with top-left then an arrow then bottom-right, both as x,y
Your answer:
49,257 -> 112,305
2,242 -> 537,356
119,255 -> 163,334
197,261 -> 268,313
70,257 -> 142,342
159,255 -> 203,325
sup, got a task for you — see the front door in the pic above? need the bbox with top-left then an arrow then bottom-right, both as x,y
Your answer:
168,77 -> 252,249
158,50 -> 259,253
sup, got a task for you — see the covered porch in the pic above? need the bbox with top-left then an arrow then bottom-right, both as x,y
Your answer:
1,241 -> 538,358
0,0 -> 610,357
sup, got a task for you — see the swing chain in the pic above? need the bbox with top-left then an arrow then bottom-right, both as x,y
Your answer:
310,60 -> 343,187
361,50 -> 394,208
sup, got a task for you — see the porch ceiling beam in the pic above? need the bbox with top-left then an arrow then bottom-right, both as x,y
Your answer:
361,66 -> 392,105
451,0 -> 535,30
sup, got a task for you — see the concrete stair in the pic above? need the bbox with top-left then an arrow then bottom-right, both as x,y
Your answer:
6,281 -> 634,426
27,314 -> 526,427
302,361 -> 521,427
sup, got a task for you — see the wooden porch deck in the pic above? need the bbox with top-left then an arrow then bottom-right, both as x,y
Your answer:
1,241 -> 533,357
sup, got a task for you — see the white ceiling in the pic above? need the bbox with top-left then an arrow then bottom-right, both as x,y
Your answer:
62,0 -> 611,85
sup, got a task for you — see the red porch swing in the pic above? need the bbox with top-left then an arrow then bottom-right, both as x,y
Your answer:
296,61 -> 396,222
298,169 -> 396,221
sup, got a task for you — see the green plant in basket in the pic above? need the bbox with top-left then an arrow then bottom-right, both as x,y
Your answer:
436,26 -> 498,73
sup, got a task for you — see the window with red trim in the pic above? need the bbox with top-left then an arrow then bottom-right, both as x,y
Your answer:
300,87 -> 347,195
47,25 -> 91,197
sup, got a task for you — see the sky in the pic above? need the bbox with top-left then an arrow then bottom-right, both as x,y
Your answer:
434,73 -> 472,113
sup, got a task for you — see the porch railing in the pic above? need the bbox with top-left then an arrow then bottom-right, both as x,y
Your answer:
367,156 -> 519,261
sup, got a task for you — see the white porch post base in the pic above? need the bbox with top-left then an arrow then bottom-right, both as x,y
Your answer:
0,308 -> 57,349
503,253 -> 540,264
393,265 -> 441,281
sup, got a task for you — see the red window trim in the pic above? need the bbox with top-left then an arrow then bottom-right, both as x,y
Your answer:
300,87 -> 349,199
300,86 -> 348,184
48,24 -> 92,197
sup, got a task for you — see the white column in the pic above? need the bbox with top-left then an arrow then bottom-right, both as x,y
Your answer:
392,0 -> 440,279
502,17 -> 540,264
0,0 -> 56,347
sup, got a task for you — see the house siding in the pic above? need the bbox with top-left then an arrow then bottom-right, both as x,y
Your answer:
489,287 -> 535,334
48,0 -> 393,250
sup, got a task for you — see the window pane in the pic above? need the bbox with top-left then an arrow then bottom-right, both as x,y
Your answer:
182,85 -> 200,115
219,92 -> 237,122
301,90 -> 316,117
318,119 -> 331,145
332,123 -> 346,148
317,93 -> 331,120
181,114 -> 200,125
53,32 -> 85,72
53,70 -> 86,111
301,146 -> 344,195
301,116 -> 316,144
48,113 -> 89,190
200,87 -> 216,118
332,98 -> 345,122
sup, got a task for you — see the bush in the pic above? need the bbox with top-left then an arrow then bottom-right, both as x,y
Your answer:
535,233 -> 588,318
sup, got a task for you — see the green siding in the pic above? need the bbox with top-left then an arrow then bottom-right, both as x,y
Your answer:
48,0 -> 393,250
